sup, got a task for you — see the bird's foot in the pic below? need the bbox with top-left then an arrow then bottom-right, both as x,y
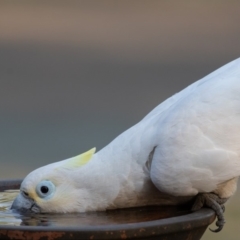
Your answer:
192,193 -> 228,232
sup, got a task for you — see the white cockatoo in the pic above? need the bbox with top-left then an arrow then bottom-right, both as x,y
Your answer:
11,58 -> 240,232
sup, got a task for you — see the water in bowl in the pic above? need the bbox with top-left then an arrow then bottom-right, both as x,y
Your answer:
0,189 -> 191,227
0,190 -> 21,226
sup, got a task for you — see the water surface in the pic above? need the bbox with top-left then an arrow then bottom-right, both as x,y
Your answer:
0,190 -> 21,226
0,190 -> 190,228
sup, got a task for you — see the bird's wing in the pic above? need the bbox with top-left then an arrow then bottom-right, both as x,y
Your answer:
149,58 -> 240,197
143,58 -> 240,122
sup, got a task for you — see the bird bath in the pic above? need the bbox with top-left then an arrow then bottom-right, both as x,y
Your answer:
0,179 -> 215,240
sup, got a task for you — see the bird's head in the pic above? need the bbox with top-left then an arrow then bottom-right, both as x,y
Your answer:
11,148 -> 98,213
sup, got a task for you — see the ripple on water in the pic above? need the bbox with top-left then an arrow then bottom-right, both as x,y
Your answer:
0,190 -> 22,226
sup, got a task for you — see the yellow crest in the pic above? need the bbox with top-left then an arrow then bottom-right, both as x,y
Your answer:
65,148 -> 96,168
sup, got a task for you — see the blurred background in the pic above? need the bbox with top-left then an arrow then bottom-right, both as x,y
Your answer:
0,1 -> 240,239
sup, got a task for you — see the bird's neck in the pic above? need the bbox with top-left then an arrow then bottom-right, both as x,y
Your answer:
89,122 -> 166,209
83,120 -> 192,211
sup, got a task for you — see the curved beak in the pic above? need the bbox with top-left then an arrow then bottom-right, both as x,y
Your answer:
11,193 -> 41,213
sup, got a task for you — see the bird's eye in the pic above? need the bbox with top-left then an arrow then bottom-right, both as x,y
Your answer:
36,180 -> 55,199
22,191 -> 29,197
41,186 -> 49,194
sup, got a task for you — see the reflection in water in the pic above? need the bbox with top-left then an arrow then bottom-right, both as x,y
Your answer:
0,190 -> 191,227
0,190 -> 21,226
0,190 -> 19,210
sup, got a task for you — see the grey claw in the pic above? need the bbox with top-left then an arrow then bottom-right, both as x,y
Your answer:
210,227 -> 223,233
192,193 -> 228,232
221,205 -> 225,213
210,219 -> 225,232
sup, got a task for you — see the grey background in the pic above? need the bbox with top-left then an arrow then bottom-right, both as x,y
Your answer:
1,1 -> 240,178
0,2 -> 240,239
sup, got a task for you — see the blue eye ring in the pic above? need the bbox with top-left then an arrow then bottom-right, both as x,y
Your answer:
36,180 -> 55,199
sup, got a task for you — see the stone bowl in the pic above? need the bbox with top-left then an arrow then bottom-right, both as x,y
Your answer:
0,179 -> 215,240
